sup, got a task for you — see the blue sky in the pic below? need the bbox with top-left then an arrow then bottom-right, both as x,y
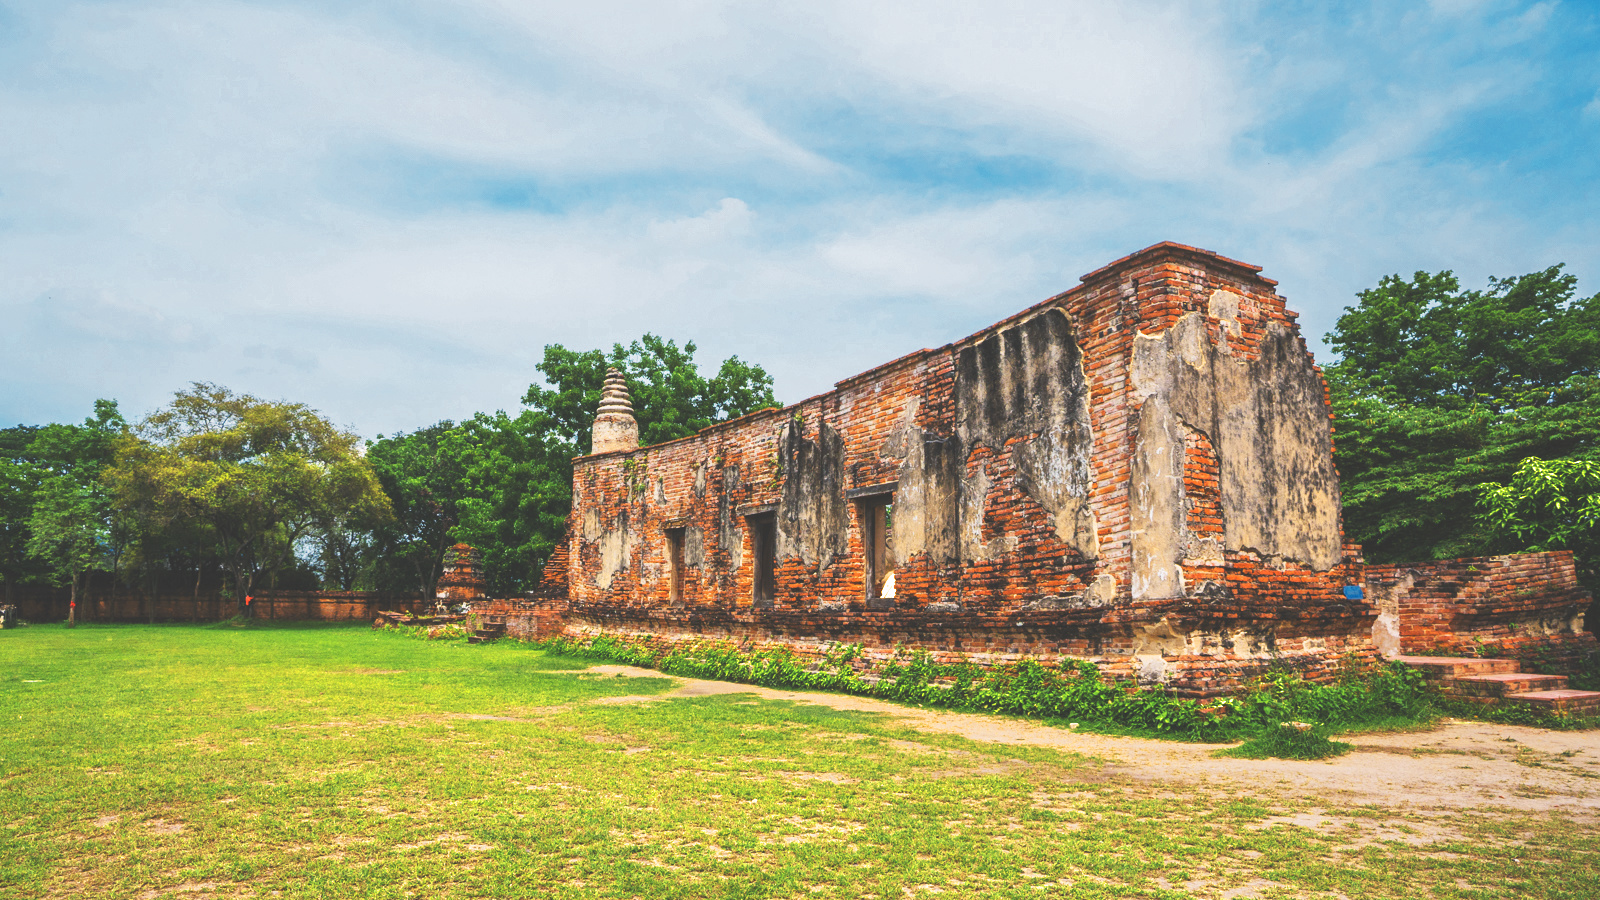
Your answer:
3,0 -> 1597,437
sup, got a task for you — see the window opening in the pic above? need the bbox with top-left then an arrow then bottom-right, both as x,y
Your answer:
860,498 -> 896,600
748,514 -> 776,606
665,527 -> 685,604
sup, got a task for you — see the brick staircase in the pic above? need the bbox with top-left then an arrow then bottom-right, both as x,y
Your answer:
467,616 -> 507,645
1392,655 -> 1600,715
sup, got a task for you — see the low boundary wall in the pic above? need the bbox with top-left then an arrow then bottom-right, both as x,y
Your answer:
1367,550 -> 1596,671
4,582 -> 426,624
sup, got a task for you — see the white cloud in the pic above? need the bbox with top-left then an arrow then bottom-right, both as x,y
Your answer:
804,0 -> 1246,179
646,198 -> 754,247
1,0 -> 1596,435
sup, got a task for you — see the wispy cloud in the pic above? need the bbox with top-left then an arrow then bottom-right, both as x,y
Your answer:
1,0 -> 1597,434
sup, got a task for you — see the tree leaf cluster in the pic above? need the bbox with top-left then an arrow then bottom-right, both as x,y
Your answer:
1325,266 -> 1600,579
104,384 -> 392,612
524,333 -> 779,456
1,401 -> 126,607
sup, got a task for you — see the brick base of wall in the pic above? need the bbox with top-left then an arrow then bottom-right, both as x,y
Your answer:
475,599 -> 1380,697
468,549 -> 1595,697
1367,550 -> 1595,680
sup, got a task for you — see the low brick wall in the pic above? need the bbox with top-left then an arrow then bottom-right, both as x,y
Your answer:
469,596 -> 570,641
250,592 -> 424,622
477,596 -> 1379,697
1367,550 -> 1596,672
5,583 -> 425,624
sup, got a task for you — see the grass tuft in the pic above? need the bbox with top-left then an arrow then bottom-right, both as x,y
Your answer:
1214,724 -> 1354,760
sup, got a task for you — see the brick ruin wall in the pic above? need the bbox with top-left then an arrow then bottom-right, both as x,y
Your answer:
477,242 -> 1592,696
5,581 -> 421,624
540,243 -> 1390,696
1367,550 -> 1597,672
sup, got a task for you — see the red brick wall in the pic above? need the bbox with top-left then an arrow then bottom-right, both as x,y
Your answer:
1368,550 -> 1596,669
560,243 -> 1374,695
5,583 -> 422,624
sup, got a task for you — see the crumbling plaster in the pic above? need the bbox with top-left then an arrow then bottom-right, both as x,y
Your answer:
1129,298 -> 1342,606
955,308 -> 1099,564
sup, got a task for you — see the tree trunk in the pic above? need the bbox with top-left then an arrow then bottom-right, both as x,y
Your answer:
236,570 -> 253,618
193,567 -> 202,622
67,574 -> 77,627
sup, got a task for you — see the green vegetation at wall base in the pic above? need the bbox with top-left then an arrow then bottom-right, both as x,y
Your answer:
536,636 -> 1439,757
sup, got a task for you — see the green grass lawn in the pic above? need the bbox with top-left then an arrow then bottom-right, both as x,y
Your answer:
2,623 -> 1596,899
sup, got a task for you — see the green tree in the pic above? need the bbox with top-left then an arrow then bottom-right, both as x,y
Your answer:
1327,266 -> 1600,408
524,334 -> 779,455
25,474 -> 110,625
2,403 -> 126,608
444,409 -> 573,595
1478,457 -> 1600,592
107,384 -> 393,613
365,422 -> 468,598
0,436 -> 41,602
1326,267 -> 1600,564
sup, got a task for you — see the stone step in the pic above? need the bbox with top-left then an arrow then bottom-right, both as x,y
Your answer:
1447,672 -> 1569,697
1511,690 -> 1600,715
1390,655 -> 1521,679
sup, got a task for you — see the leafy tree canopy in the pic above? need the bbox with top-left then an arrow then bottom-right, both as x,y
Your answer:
25,473 -> 110,618
107,383 -> 392,610
364,421 -> 465,598
525,334 -> 779,456
1327,265 -> 1600,409
1326,267 -> 1600,566
445,409 -> 572,596
1,401 -> 125,597
1479,458 -> 1600,585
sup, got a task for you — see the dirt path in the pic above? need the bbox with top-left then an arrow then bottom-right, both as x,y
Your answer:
579,665 -> 1600,813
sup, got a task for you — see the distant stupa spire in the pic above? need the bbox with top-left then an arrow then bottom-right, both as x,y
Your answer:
591,367 -> 639,454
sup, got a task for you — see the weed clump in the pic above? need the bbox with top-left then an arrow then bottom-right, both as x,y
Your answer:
1215,723 -> 1354,760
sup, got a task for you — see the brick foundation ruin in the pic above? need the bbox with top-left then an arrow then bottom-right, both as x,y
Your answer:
475,242 -> 1593,696
1369,551 -> 1597,671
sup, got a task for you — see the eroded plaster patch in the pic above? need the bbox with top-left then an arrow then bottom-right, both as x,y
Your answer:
1130,396 -> 1185,601
1130,312 -> 1342,577
594,516 -> 632,591
955,308 -> 1097,561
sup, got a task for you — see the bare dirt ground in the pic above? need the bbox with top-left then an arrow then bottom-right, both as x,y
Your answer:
579,665 -> 1600,814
